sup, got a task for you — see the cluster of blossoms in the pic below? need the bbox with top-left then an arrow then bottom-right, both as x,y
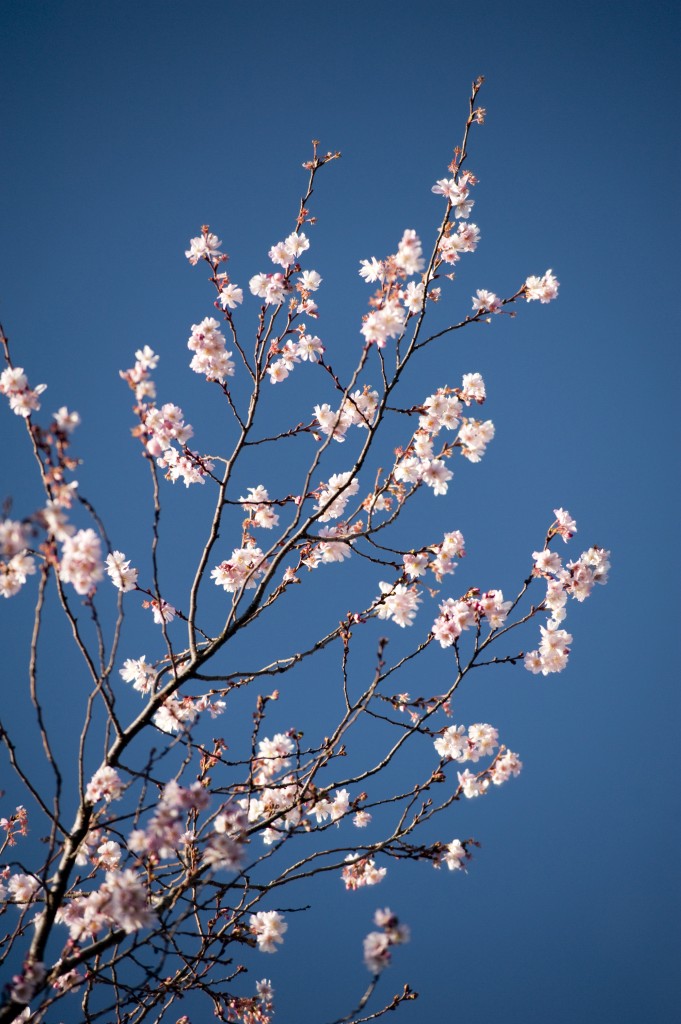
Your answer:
0,518 -> 36,598
313,385 -> 379,442
314,471 -> 360,522
121,347 -> 214,487
185,228 -> 224,265
362,908 -> 410,975
0,366 -> 46,418
376,581 -> 422,628
55,868 -> 154,940
0,804 -> 28,847
240,485 -> 280,530
225,978 -> 275,1024
105,550 -> 138,592
434,722 -> 500,763
211,543 -> 268,593
266,329 -> 324,383
153,692 -> 225,733
302,521 -> 362,568
3,872 -> 41,905
524,510 -> 610,675
85,766 -> 124,804
524,269 -> 559,303
341,855 -> 387,891
59,528 -> 104,595
403,529 -> 466,583
128,780 -> 209,863
204,804 -> 249,871
8,960 -> 46,1005
358,232 -> 425,347
119,655 -> 156,693
249,911 -> 287,954
392,374 -> 492,500
432,722 -> 522,798
434,838 -> 469,872
187,317 -> 235,383
432,588 -> 512,647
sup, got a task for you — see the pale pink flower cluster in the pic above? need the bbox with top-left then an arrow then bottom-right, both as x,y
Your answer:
489,749 -> 523,785
314,472 -> 360,523
432,589 -> 512,647
158,445 -> 214,487
0,525 -> 36,598
143,402 -> 193,455
403,530 -> 466,583
85,766 -> 124,804
437,222 -> 480,263
59,528 -> 104,595
123,355 -> 212,487
358,231 -> 429,346
9,959 -> 45,1004
525,519 -> 610,675
250,272 -> 289,308
266,330 -> 324,383
211,544 -> 268,593
241,775 -> 302,844
204,804 -> 249,871
0,366 -> 46,418
250,910 -> 287,953
303,522 -> 360,567
314,386 -> 379,442
119,346 -> 158,403
253,733 -> 295,783
240,485 -> 280,530
363,908 -> 410,974
551,506 -> 577,542
434,722 -> 499,763
525,269 -> 559,303
55,869 -> 154,940
185,230 -> 223,265
341,855 -> 386,891
7,873 -> 41,904
148,598 -> 176,625
457,417 -> 495,462
440,838 -> 467,871
187,317 -> 235,383
267,231 -> 310,268
120,655 -> 156,693
152,692 -> 224,733
431,171 -> 476,218
472,289 -> 503,314
128,780 -> 209,862
216,276 -> 244,310
376,581 -> 422,628
360,297 -> 406,348
309,788 -> 350,824
105,551 -> 138,592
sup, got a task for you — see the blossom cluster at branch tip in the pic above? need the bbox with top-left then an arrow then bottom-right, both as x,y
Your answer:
250,910 -> 287,953
59,528 -> 104,595
105,550 -> 138,592
0,366 -> 46,418
363,908 -> 410,974
187,317 -> 235,383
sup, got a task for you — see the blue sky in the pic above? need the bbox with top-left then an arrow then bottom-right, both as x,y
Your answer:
1,2 -> 679,1022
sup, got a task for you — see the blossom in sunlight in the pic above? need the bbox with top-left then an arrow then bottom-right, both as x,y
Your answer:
59,529 -> 104,595
185,230 -> 222,264
524,269 -> 559,303
250,911 -> 287,953
376,582 -> 421,627
86,766 -> 124,804
105,551 -> 138,592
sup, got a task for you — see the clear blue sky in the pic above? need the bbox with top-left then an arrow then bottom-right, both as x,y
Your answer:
1,2 -> 679,1022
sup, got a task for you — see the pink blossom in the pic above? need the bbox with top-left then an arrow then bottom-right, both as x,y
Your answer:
250,910 -> 287,953
185,231 -> 222,264
105,550 -> 138,592
525,269 -> 559,303
86,766 -> 123,804
376,582 -> 421,628
59,529 -> 104,595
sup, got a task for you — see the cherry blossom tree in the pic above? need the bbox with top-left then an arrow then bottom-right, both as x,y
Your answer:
0,78 -> 609,1024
